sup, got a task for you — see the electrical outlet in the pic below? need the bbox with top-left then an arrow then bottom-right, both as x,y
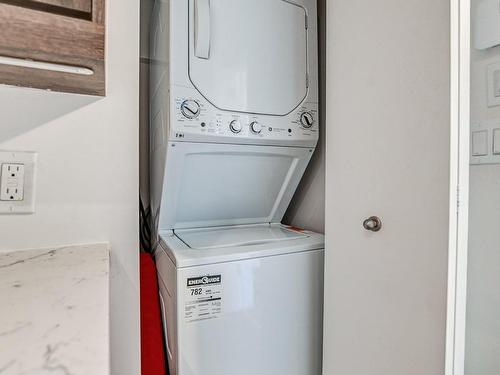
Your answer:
0,164 -> 25,201
0,151 -> 37,214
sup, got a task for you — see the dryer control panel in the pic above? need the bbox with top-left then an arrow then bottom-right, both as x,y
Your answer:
169,86 -> 319,147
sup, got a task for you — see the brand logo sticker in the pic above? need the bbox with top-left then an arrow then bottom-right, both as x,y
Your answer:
187,275 -> 222,287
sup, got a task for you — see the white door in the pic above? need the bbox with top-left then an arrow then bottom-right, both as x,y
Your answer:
188,0 -> 308,115
323,0 -> 455,374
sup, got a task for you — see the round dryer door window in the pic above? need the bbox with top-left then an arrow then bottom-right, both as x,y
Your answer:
188,0 -> 308,116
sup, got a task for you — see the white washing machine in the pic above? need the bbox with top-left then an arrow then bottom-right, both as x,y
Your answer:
149,0 -> 323,374
156,224 -> 324,375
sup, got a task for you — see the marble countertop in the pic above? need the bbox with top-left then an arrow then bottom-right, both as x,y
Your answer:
0,244 -> 110,375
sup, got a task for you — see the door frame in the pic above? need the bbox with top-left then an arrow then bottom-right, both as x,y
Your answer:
445,0 -> 470,374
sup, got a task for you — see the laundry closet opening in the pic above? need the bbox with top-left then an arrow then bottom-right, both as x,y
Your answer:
138,0 -> 326,374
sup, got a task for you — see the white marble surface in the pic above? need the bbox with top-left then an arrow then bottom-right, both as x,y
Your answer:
0,244 -> 110,375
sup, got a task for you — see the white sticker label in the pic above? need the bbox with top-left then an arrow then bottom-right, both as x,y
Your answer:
185,275 -> 222,323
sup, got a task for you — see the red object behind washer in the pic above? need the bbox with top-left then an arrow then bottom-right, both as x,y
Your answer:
140,252 -> 167,375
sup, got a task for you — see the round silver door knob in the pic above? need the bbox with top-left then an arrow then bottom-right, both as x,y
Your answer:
363,216 -> 382,232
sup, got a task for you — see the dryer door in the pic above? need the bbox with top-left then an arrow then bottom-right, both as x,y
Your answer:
188,0 -> 308,116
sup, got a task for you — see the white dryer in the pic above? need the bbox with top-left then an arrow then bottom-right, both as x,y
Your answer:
149,0 -> 323,374
150,0 -> 320,238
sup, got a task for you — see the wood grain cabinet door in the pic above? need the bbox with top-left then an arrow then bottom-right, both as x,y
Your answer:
32,0 -> 92,13
0,0 -> 105,96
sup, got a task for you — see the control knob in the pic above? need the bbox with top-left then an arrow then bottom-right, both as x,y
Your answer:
180,100 -> 200,119
250,121 -> 263,134
229,120 -> 242,134
300,112 -> 314,128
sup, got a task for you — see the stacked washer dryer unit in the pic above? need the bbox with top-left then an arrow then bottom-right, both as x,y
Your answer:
150,0 -> 324,374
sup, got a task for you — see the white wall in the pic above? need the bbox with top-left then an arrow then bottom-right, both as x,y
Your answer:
284,0 -> 326,234
0,1 -> 141,374
465,1 -> 500,372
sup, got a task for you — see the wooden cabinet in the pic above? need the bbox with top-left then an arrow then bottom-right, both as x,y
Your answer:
0,0 -> 105,96
31,0 -> 93,14
10,0 -> 93,16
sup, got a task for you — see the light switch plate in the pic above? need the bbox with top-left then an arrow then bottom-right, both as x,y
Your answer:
494,128 -> 500,155
0,151 -> 37,214
487,62 -> 500,107
472,130 -> 488,156
470,121 -> 500,165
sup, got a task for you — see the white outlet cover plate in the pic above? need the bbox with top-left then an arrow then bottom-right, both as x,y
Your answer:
0,151 -> 37,214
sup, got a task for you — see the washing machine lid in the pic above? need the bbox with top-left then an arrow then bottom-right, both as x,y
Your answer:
188,0 -> 308,116
176,224 -> 308,250
159,224 -> 325,267
159,142 -> 313,230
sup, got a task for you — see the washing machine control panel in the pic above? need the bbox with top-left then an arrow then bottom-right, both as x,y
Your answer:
171,86 -> 319,146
